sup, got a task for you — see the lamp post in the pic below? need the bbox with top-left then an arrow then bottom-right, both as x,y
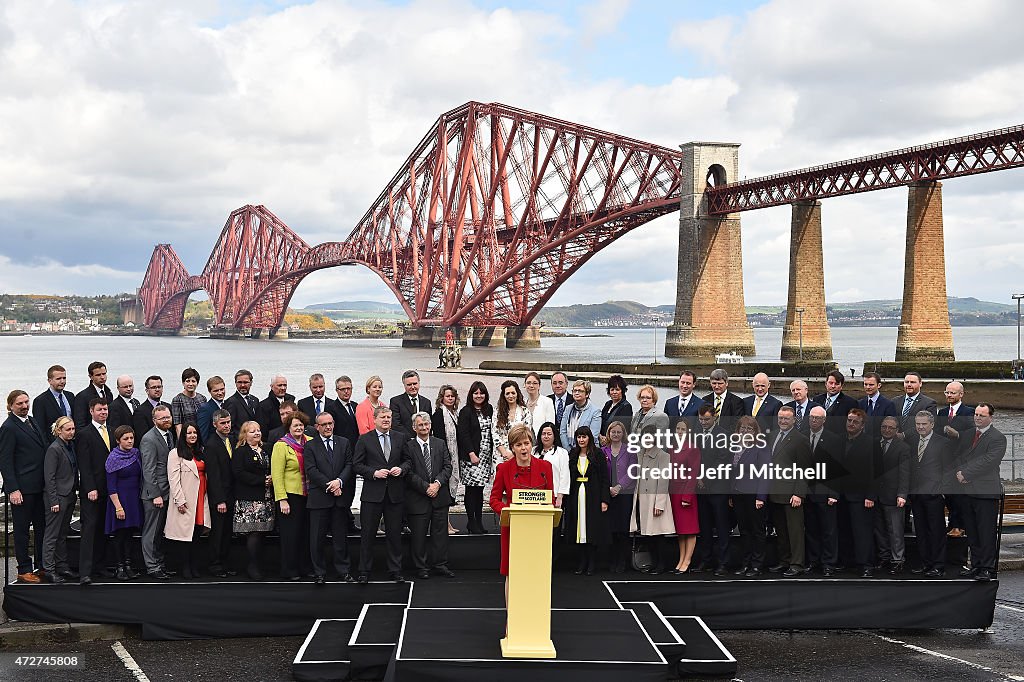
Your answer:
1013,294 -> 1024,364
795,307 -> 805,363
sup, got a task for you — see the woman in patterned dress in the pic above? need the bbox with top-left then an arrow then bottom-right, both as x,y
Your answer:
457,381 -> 494,535
492,380 -> 532,464
231,420 -> 275,580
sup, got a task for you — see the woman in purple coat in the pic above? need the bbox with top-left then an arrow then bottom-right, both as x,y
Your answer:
731,416 -> 772,577
105,426 -> 144,581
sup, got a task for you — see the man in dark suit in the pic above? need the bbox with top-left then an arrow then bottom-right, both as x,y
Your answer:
257,375 -> 295,436
298,373 -> 336,424
874,416 -> 912,574
839,408 -> 877,577
857,372 -> 897,437
204,408 -> 236,578
73,361 -> 114,428
0,390 -> 48,582
804,406 -> 844,576
403,412 -> 455,579
692,405 -> 733,575
388,370 -> 432,435
139,405 -> 174,579
892,372 -> 937,435
742,372 -> 783,434
107,375 -> 140,433
812,370 -> 859,434
785,380 -> 819,434
134,375 -> 169,436
33,365 -> 76,443
328,375 -> 361,532
934,380 -> 974,537
664,370 -> 702,420
908,412 -> 952,577
76,398 -> 115,583
952,403 -> 1007,581
767,406 -> 812,578
703,368 -> 745,432
306,411 -> 354,584
353,406 -> 410,583
224,369 -> 260,436
197,376 -> 228,443
548,371 -> 570,434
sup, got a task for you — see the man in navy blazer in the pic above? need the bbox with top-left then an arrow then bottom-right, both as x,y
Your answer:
933,381 -> 974,536
858,372 -> 897,436
664,370 -> 702,421
298,373 -> 336,424
353,406 -> 410,582
197,376 -> 229,442
72,361 -> 114,428
0,390 -> 48,581
892,372 -> 937,435
784,380 -> 819,434
328,375 -> 362,532
107,375 -> 140,434
306,411 -> 354,584
742,373 -> 783,434
812,370 -> 859,434
703,368 -> 745,432
388,370 -> 433,436
32,365 -> 76,443
76,398 -> 115,583
951,404 -> 1007,581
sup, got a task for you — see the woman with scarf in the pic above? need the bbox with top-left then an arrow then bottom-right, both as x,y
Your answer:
165,422 -> 211,579
432,384 -> 462,535
105,425 -> 144,581
273,411 -> 313,580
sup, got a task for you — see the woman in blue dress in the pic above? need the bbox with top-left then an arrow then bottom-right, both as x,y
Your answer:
105,425 -> 144,581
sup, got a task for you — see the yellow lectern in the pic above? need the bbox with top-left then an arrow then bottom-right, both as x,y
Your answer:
499,489 -> 562,658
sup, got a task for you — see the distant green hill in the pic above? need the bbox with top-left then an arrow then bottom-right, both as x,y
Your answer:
303,300 -> 405,313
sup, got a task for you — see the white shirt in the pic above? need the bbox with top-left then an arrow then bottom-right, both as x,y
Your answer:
536,446 -> 570,496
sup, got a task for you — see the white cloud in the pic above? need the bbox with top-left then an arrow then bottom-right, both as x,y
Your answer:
579,0 -> 631,45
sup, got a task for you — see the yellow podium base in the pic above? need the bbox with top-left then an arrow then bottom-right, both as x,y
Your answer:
500,636 -> 556,659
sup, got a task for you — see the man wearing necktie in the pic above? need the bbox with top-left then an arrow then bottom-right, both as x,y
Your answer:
549,371 -> 569,433
402,413 -> 454,580
952,404 -> 1007,581
204,409 -> 237,578
75,398 -> 115,583
73,361 -> 114,429
934,381 -> 975,537
873,417 -> 911,574
0,390 -> 48,582
811,371 -> 859,434
225,369 -> 259,438
907,412 -> 951,577
108,375 -> 140,433
856,372 -> 897,437
197,376 -> 229,443
839,409 -> 877,578
702,369 -> 745,433
894,372 -> 937,437
353,406 -> 410,583
33,365 -> 77,444
388,370 -> 430,438
306,412 -> 354,584
299,373 -> 335,428
139,405 -> 175,579
785,380 -> 818,435
329,376 -> 362,533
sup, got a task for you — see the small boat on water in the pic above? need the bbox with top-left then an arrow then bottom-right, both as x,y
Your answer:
714,351 -> 744,364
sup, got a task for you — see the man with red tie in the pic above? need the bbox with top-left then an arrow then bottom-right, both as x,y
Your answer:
952,404 -> 1006,581
934,381 -> 974,538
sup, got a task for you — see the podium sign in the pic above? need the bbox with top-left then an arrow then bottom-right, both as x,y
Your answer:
499,490 -> 562,658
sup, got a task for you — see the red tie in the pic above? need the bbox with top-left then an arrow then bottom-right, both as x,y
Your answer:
971,430 -> 981,448
949,407 -> 954,420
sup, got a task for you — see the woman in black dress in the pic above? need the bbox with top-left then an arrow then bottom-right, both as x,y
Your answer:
231,420 -> 275,580
600,375 -> 633,444
457,381 -> 494,534
562,426 -> 610,575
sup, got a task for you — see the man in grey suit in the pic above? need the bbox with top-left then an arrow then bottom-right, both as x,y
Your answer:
892,372 -> 937,435
952,403 -> 1007,581
139,405 -> 175,580
404,412 -> 455,580
306,411 -> 354,584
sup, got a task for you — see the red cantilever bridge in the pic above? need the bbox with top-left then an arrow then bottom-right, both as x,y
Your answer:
138,101 -> 1024,334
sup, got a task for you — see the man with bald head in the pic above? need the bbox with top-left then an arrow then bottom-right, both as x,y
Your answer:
933,381 -> 974,538
785,380 -> 818,434
804,405 -> 843,576
742,373 -> 782,434
107,375 -> 140,433
258,375 -> 295,436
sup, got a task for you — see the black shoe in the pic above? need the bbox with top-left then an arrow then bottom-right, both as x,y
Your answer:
910,566 -> 927,575
959,567 -> 976,577
314,575 -> 326,585
389,572 -> 406,584
783,567 -> 803,578
402,526 -> 412,535
925,568 -> 945,578
225,568 -> 238,577
163,568 -> 178,577
148,570 -> 170,581
744,568 -> 762,578
351,523 -> 362,533
974,569 -> 993,582
860,568 -> 874,578
416,570 -> 430,579
182,566 -> 195,580
357,574 -> 369,584
288,575 -> 301,581
822,567 -> 835,578
768,564 -> 786,573
433,567 -> 456,578
341,574 -> 355,583
574,567 -> 584,575
211,568 -> 229,578
101,567 -> 117,578
714,567 -> 728,577
79,575 -> 93,585
125,564 -> 140,580
644,566 -> 665,575
247,566 -> 264,581
689,563 -> 706,574
58,570 -> 79,579
48,573 -> 67,584
733,566 -> 748,576
889,561 -> 905,575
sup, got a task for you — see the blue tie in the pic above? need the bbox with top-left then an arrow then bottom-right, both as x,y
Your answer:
555,397 -> 565,427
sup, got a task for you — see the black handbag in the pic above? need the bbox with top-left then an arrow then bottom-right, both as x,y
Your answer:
631,536 -> 653,572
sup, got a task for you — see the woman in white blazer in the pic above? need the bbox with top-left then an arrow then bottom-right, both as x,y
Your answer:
524,372 -> 555,437
165,423 -> 212,579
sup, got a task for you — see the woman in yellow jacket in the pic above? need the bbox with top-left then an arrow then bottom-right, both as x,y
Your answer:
272,411 -> 312,580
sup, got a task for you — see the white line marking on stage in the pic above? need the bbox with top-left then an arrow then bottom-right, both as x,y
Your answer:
868,633 -> 1015,679
111,641 -> 151,682
997,603 -> 1024,614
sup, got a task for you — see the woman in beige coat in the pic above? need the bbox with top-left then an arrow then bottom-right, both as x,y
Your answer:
165,423 -> 212,579
630,415 -> 675,574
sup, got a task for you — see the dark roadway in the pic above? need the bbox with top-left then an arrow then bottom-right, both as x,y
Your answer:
5,573 -> 1024,682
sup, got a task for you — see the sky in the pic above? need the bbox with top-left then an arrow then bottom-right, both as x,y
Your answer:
0,0 -> 1022,311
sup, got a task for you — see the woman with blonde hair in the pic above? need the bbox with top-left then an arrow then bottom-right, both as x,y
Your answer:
630,384 -> 667,435
231,421 -> 274,580
356,375 -> 385,435
42,416 -> 78,583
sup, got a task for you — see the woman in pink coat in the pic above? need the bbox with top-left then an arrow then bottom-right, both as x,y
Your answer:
165,423 -> 212,579
669,419 -> 699,574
